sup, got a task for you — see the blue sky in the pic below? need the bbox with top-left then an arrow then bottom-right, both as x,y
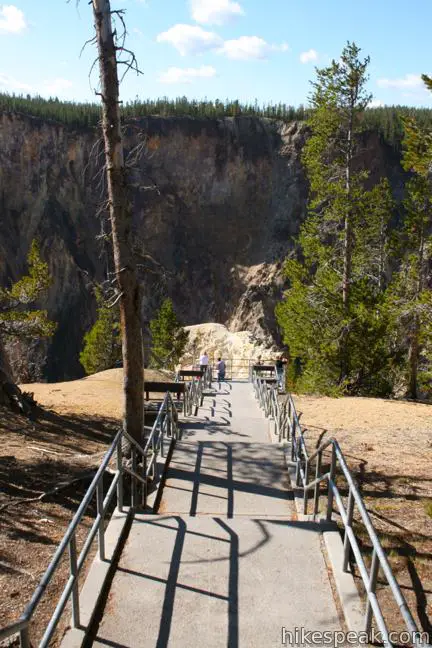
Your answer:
0,0 -> 431,107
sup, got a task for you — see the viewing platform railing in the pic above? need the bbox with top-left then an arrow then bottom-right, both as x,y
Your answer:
176,365 -> 212,416
251,369 -> 430,648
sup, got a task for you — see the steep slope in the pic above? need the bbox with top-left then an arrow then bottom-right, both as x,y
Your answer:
0,113 -> 403,380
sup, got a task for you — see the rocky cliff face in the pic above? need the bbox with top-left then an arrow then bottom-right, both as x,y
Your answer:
0,113 -> 403,380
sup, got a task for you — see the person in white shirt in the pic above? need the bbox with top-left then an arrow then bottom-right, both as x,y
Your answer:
199,351 -> 209,371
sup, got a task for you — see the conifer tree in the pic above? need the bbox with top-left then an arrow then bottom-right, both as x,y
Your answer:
150,299 -> 189,370
0,240 -> 55,339
385,117 -> 432,399
0,240 -> 55,402
303,42 -> 372,376
276,43 -> 395,394
79,288 -> 121,375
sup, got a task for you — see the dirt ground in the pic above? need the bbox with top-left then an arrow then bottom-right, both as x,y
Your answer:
294,393 -> 432,643
19,367 -> 174,420
0,368 -> 173,646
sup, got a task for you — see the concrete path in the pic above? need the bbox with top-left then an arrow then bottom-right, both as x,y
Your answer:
92,381 -> 343,647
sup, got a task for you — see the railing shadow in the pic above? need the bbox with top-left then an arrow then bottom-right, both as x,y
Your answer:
165,441 -> 293,518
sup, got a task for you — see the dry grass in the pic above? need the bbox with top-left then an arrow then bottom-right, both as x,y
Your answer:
20,367 -> 174,420
294,393 -> 432,642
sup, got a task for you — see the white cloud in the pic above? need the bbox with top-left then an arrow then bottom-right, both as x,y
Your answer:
157,23 -> 221,56
0,73 -> 72,97
377,74 -> 423,89
43,78 -> 73,95
0,72 -> 31,91
190,0 -> 244,25
156,24 -> 288,61
219,36 -> 288,60
368,98 -> 384,108
0,4 -> 26,33
132,27 -> 143,37
159,65 -> 217,84
300,49 -> 318,64
274,42 -> 290,52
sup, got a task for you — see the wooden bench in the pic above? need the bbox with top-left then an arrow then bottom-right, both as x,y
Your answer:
252,364 -> 275,373
177,369 -> 204,381
144,381 -> 185,401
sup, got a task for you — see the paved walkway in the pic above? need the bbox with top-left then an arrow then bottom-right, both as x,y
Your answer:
92,381 -> 343,647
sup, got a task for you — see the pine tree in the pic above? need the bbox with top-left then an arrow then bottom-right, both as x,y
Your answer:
0,240 -> 55,339
276,43 -> 395,395
355,178 -> 394,292
150,299 -> 189,370
79,288 -> 121,375
0,240 -> 55,402
385,117 -> 432,399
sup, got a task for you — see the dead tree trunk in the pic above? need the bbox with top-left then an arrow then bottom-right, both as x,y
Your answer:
0,337 -> 13,405
407,315 -> 419,400
92,0 -> 144,443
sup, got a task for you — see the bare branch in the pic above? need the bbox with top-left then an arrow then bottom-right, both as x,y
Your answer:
107,291 -> 123,308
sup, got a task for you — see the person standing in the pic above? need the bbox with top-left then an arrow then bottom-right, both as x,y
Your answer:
216,357 -> 226,384
199,351 -> 209,372
275,354 -> 287,389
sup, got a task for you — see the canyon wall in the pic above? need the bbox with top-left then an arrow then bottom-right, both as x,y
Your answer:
0,112 -> 404,380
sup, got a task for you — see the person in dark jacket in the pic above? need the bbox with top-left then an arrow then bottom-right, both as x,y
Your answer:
216,357 -> 226,384
275,354 -> 287,389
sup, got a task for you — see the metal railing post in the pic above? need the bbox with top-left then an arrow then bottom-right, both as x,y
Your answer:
19,627 -> 31,648
131,447 -> 137,508
343,488 -> 355,572
151,432 -> 156,480
69,534 -> 80,627
313,450 -> 322,516
116,438 -> 123,513
96,482 -> 105,560
303,459 -> 309,515
142,453 -> 147,507
365,548 -> 380,635
290,417 -> 296,461
161,414 -> 165,458
295,455 -> 301,486
326,444 -> 336,522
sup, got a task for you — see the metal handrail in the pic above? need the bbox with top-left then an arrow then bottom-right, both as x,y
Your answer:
178,365 -> 211,416
0,391 -> 181,648
251,370 -> 430,648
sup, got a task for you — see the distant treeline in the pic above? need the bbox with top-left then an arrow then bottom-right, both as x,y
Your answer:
1,92 -> 432,149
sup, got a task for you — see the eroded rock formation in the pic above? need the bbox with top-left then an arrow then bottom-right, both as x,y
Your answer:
0,113 -> 403,380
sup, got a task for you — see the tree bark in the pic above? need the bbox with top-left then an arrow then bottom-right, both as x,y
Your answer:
407,223 -> 425,401
342,106 -> 354,311
0,337 -> 14,405
92,0 -> 144,443
340,103 -> 354,381
407,315 -> 419,400
378,212 -> 385,292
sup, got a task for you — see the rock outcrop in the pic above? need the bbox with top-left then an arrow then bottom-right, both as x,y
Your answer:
0,113 -> 404,380
182,322 -> 277,370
